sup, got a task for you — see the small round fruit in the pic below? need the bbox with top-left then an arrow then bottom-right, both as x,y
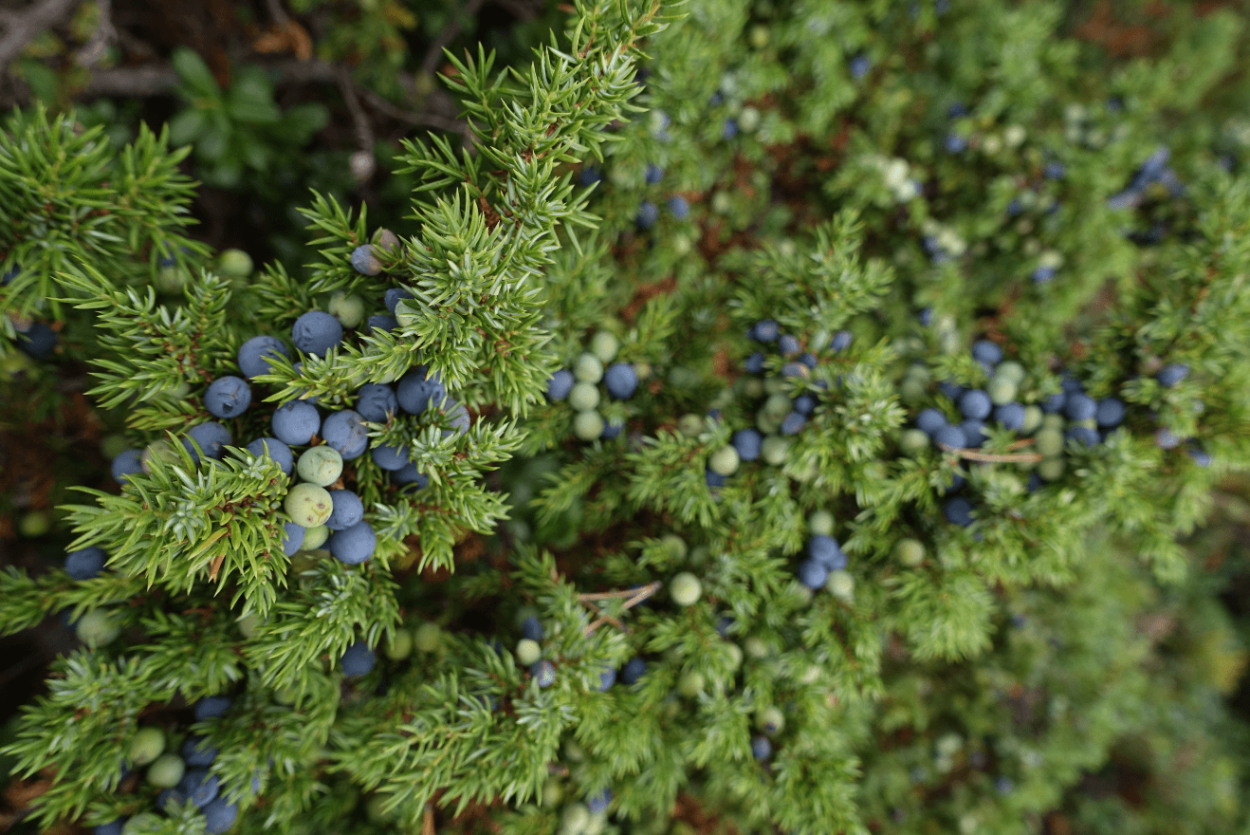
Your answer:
573,353 -> 604,384
324,490 -> 364,531
670,572 -> 702,606
128,727 -> 166,766
708,445 -> 740,476
826,570 -> 855,600
216,248 -> 253,278
516,638 -> 542,666
987,376 -> 1017,405
291,311 -> 343,357
677,670 -> 705,698
146,753 -> 186,788
384,629 -> 413,660
756,706 -> 785,735
568,381 -> 600,411
531,659 -> 557,688
590,331 -> 620,363
328,293 -> 366,328
271,401 -> 321,446
328,520 -> 376,565
761,436 -> 789,466
1038,457 -> 1066,481
1034,427 -> 1064,458
894,538 -> 926,567
573,410 -> 606,441
284,483 -> 334,527
340,640 -> 376,676
205,376 -> 252,419
413,622 -> 441,652
19,511 -> 51,537
296,445 -> 343,486
302,525 -> 329,550
900,428 -> 930,454
76,609 -> 121,648
561,803 -> 591,835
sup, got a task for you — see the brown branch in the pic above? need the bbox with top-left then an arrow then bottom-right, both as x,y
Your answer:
0,0 -> 82,70
336,64 -> 375,183
937,443 -> 1044,463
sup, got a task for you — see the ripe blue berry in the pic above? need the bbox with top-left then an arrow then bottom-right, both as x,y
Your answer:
994,403 -> 1025,431
732,428 -> 762,461
1031,266 -> 1056,283
604,363 -> 639,400
521,616 -> 543,642
340,640 -> 375,676
204,376 -> 251,419
933,424 -> 967,449
321,410 -> 369,460
944,133 -> 967,154
636,201 -> 659,229
829,330 -> 853,352
271,401 -> 321,446
958,389 -> 992,420
621,657 -> 647,684
530,659 -> 556,688
1187,446 -> 1212,467
355,383 -> 398,423
396,366 -> 446,415
793,395 -> 816,416
586,789 -> 612,814
938,381 -> 966,404
350,244 -> 382,276
1066,426 -> 1099,447
597,668 -> 616,691
1155,428 -> 1182,449
157,788 -> 186,811
744,352 -> 766,374
1096,397 -> 1126,428
245,437 -> 294,476
960,419 -> 986,448
667,196 -> 689,219
180,769 -> 220,808
65,546 -> 107,580
1042,392 -> 1066,413
751,735 -> 772,760
644,164 -> 664,184
328,520 -> 376,564
705,468 -> 727,488
384,288 -> 413,314
579,167 -> 602,186
546,369 -> 575,401
281,521 -> 304,556
808,535 -> 847,571
777,334 -> 801,355
971,340 -> 1002,365
849,54 -> 871,78
370,444 -> 407,471
752,320 -> 779,343
780,411 -> 807,435
366,314 -> 398,333
797,559 -> 828,589
202,797 -> 239,834
184,422 -> 231,463
722,118 -> 739,139
17,323 -> 57,359
916,408 -> 946,436
111,449 -> 144,482
193,696 -> 232,722
1157,364 -> 1189,388
96,820 -> 125,835
181,737 -> 217,767
237,336 -> 290,379
291,311 -> 343,358
943,498 -> 974,527
1064,393 -> 1096,422
393,463 -> 428,488
325,490 -> 364,531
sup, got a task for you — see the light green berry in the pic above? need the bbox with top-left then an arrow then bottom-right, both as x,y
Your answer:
744,636 -> 770,658
217,248 -> 254,278
1038,457 -> 1066,481
809,509 -> 834,537
894,538 -> 927,567
670,572 -> 702,606
995,360 -> 1026,386
516,638 -> 542,666
303,525 -> 330,550
141,439 -> 180,473
514,605 -> 540,627
661,534 -> 688,560
296,446 -> 343,487
19,511 -> 51,537
413,622 -> 441,652
756,706 -> 785,735
384,629 -> 413,660
677,413 -> 704,437
568,381 -> 600,412
764,392 -> 792,419
573,353 -> 604,384
561,803 -> 591,835
900,428 -> 931,455
725,643 -> 743,670
742,377 -> 765,399
761,436 -> 789,466
128,726 -> 166,766
123,813 -> 164,835
328,293 -> 366,329
755,410 -> 781,435
1021,405 -> 1044,434
677,670 -> 705,698
590,331 -> 620,363
573,410 -> 606,441
1034,428 -> 1065,458
988,376 -> 1018,405
900,377 -> 928,404
76,609 -> 121,649
708,445 -> 740,476
146,753 -> 186,788
542,777 -> 564,808
738,106 -> 761,132
1041,413 -> 1066,431
237,612 -> 262,639
826,570 -> 855,600
284,483 -> 334,527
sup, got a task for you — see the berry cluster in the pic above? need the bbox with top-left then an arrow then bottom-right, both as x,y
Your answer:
512,607 -> 558,687
545,331 -> 641,441
793,510 -> 855,600
106,231 -> 467,569
92,697 -> 244,835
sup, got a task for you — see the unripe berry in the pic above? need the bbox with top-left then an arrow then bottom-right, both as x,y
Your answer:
302,525 -> 329,550
328,293 -> 366,328
894,538 -> 926,567
573,410 -> 605,440
413,622 -> 441,652
756,706 -> 785,735
574,353 -> 604,384
677,670 -> 705,697
670,572 -> 702,606
216,248 -> 253,278
516,638 -> 542,666
76,609 -> 121,648
590,331 -> 620,363
568,381 -> 601,411
708,445 -> 740,476
128,727 -> 166,766
296,445 -> 343,486
285,483 -> 334,527
146,754 -> 186,788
